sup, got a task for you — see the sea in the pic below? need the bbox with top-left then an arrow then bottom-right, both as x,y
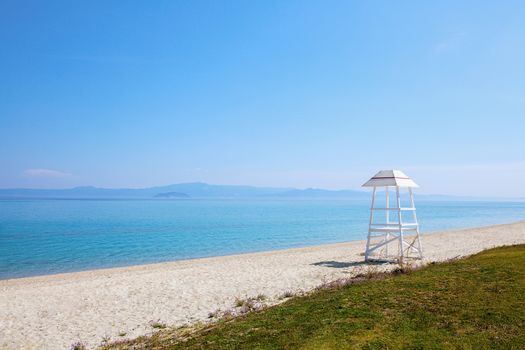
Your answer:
0,199 -> 524,279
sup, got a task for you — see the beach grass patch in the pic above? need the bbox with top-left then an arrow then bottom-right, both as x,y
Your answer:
150,321 -> 167,329
103,244 -> 525,350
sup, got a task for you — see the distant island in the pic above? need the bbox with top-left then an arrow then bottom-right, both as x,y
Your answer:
154,191 -> 190,199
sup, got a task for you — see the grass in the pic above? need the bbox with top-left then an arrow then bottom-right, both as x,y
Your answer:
70,341 -> 86,350
234,297 -> 248,308
150,321 -> 167,329
103,245 -> 525,350
279,290 -> 296,300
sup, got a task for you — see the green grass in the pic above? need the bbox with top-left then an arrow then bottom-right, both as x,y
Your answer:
104,245 -> 525,350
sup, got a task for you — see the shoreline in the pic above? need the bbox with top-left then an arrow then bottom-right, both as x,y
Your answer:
1,220 -> 525,349
0,240 -> 361,285
2,220 -> 523,284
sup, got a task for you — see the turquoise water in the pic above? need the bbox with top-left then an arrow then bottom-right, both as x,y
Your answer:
0,199 -> 524,279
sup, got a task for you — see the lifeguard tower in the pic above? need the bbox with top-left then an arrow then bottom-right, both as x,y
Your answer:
362,170 -> 423,262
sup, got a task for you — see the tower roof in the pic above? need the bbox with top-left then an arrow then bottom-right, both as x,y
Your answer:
362,170 -> 419,188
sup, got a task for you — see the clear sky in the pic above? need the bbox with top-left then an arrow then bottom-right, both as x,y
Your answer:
1,1 -> 524,197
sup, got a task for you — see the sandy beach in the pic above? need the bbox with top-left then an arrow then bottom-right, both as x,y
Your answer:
1,221 -> 525,350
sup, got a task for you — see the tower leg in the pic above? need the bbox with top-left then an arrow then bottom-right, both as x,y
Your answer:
385,187 -> 389,257
396,186 -> 404,263
364,187 -> 376,261
415,229 -> 423,259
409,188 -> 423,259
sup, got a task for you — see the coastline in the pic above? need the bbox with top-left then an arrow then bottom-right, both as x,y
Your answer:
1,220 -> 525,349
3,217 -> 523,284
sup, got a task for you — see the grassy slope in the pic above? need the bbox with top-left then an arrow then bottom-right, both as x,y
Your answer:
107,245 -> 525,350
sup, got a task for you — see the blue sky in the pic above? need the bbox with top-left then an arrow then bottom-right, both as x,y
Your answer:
1,1 -> 524,196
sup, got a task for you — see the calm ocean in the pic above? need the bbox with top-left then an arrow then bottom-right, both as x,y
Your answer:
0,199 -> 524,279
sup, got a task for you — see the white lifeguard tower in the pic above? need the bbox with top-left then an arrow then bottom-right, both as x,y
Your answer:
362,170 -> 423,262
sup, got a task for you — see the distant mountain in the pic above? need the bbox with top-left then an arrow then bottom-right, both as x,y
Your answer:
149,182 -> 293,198
0,182 -> 372,199
274,188 -> 369,199
0,182 -> 297,199
0,183 -> 520,201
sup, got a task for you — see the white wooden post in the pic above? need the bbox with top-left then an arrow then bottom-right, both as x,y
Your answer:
385,186 -> 389,257
396,186 -> 404,262
409,187 -> 423,258
385,186 -> 390,224
364,187 -> 376,261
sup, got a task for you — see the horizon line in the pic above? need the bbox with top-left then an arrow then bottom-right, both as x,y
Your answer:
0,182 -> 524,200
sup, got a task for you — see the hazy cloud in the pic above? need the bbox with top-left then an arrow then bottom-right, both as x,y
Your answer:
23,168 -> 72,178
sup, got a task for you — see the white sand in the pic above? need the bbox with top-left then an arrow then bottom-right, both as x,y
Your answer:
1,221 -> 525,350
